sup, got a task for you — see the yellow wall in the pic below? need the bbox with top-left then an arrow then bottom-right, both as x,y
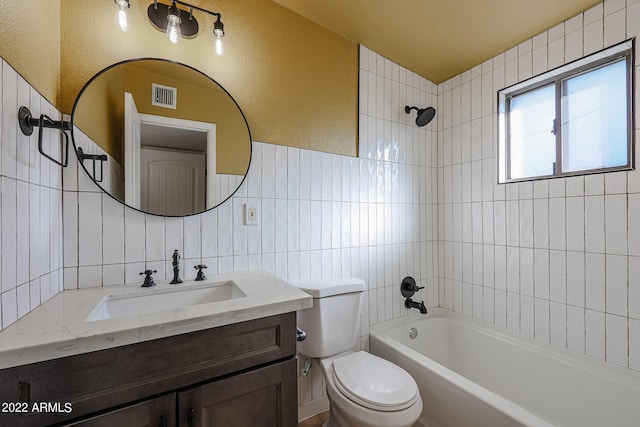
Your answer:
74,64 -> 124,163
0,0 -> 61,105
60,0 -> 358,156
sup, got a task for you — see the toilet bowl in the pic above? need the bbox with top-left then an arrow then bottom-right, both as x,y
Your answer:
319,351 -> 422,427
295,278 -> 423,427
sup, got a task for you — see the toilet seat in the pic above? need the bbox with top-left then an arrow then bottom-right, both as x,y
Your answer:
332,351 -> 419,412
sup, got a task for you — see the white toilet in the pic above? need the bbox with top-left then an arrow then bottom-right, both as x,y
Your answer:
296,278 -> 422,427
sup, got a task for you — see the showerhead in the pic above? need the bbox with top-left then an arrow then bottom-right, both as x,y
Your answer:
404,105 -> 436,127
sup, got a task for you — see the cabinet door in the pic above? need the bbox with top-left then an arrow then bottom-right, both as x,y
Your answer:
178,358 -> 297,427
64,393 -> 175,427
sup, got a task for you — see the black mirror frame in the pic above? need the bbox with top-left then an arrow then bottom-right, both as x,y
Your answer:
70,57 -> 252,217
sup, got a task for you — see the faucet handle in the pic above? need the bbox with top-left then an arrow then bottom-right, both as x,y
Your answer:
140,269 -> 158,287
194,264 -> 208,281
400,276 -> 423,298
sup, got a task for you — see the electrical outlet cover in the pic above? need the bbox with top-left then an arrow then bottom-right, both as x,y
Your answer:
245,203 -> 258,225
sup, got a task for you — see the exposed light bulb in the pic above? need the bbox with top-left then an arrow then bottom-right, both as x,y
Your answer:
213,17 -> 224,55
213,16 -> 224,38
166,14 -> 182,44
114,0 -> 130,32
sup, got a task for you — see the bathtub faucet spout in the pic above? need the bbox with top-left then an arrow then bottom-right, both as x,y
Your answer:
405,298 -> 427,314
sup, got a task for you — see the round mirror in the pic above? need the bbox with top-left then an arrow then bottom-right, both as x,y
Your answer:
71,58 -> 252,217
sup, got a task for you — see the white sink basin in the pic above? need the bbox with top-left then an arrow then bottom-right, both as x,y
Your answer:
85,281 -> 246,321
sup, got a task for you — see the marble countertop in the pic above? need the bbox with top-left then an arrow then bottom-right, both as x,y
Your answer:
0,270 -> 312,369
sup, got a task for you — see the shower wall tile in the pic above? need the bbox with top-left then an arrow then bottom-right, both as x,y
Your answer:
629,258 -> 640,320
567,305 -> 586,353
437,0 -> 640,374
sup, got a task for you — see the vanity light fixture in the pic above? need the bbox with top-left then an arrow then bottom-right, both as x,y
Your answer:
114,0 -> 131,32
145,0 -> 225,54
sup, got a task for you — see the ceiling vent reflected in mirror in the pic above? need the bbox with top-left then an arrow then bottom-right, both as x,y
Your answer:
152,83 -> 177,109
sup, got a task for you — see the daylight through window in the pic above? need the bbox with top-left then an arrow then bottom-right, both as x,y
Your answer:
497,39 -> 634,183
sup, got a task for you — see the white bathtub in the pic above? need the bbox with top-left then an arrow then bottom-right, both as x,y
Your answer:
369,308 -> 640,427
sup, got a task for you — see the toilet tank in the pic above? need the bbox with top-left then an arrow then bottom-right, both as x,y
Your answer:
295,278 -> 366,358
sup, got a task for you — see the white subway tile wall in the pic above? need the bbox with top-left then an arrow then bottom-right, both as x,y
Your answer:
0,60 -> 64,330
437,0 -> 640,371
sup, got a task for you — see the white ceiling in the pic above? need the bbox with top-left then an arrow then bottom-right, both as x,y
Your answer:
272,0 -> 603,83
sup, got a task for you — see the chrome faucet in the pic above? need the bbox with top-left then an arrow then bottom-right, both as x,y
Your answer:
170,249 -> 183,284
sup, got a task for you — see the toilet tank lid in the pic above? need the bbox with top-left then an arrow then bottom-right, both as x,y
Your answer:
296,278 -> 366,298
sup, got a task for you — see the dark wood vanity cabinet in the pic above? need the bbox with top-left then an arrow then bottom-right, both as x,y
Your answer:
0,313 -> 298,427
65,394 -> 176,427
178,358 -> 297,427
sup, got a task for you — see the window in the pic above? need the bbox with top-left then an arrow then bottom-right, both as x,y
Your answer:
498,39 -> 634,183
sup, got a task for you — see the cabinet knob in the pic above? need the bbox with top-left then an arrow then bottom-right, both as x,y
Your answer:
159,415 -> 168,427
187,408 -> 196,427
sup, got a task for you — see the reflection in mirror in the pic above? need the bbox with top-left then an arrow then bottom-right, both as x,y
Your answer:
71,59 -> 251,216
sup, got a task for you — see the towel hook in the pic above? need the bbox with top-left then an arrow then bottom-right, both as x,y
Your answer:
18,106 -> 71,168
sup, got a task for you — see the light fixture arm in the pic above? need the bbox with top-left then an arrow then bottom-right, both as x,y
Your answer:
143,0 -> 226,51
172,0 -> 221,21
148,0 -> 224,39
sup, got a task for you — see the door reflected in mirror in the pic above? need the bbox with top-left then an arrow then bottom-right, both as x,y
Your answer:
72,59 -> 251,216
